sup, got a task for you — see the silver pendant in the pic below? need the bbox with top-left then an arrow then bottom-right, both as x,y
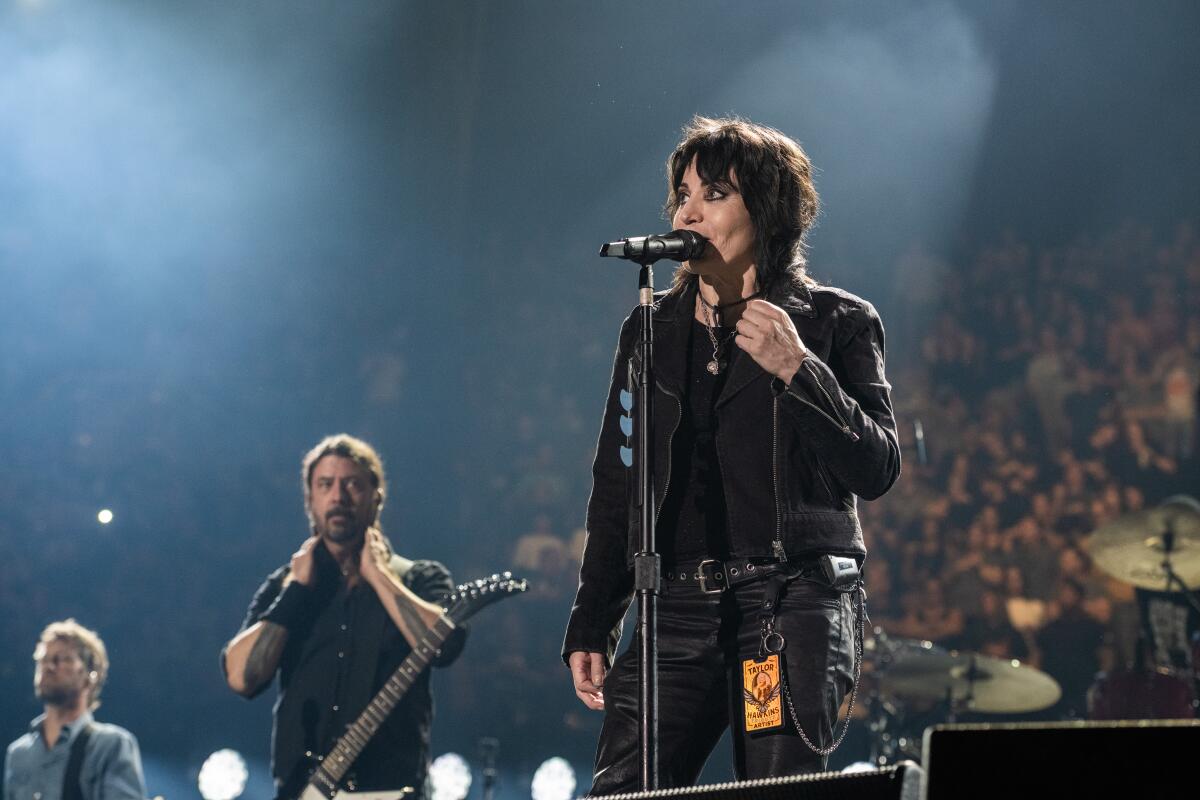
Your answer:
707,359 -> 722,375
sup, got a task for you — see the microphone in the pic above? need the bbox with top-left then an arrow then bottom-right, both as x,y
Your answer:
599,229 -> 708,263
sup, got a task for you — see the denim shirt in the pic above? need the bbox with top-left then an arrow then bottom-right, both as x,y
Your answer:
4,713 -> 145,800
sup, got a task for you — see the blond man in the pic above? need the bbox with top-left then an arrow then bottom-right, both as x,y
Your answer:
4,620 -> 145,800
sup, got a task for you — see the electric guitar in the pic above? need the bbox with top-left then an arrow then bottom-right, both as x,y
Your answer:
285,572 -> 528,800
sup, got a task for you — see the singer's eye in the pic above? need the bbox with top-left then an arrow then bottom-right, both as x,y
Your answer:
704,188 -> 727,201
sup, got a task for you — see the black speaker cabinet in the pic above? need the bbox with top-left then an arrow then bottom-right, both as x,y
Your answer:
588,761 -> 922,799
922,719 -> 1200,799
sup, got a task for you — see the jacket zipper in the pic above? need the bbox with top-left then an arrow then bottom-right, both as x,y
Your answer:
787,359 -> 861,441
772,396 -> 786,561
652,381 -> 683,529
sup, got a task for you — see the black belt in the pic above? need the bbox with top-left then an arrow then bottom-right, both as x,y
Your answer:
661,558 -> 820,594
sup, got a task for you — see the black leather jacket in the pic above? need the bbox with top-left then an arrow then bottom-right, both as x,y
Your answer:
562,273 -> 900,665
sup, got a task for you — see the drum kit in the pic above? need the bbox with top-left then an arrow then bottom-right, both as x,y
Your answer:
1084,496 -> 1200,594
859,630 -> 1064,764
1084,495 -> 1200,720
862,496 -> 1200,765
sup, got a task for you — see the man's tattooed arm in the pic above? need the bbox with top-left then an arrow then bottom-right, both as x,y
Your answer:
223,620 -> 290,697
241,621 -> 289,693
370,574 -> 444,650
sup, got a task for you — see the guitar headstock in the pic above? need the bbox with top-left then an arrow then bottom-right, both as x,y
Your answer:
444,572 -> 529,624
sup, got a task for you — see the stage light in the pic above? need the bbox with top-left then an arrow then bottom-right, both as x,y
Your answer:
97,509 -> 114,525
429,753 -> 471,800
530,757 -> 575,800
197,749 -> 248,800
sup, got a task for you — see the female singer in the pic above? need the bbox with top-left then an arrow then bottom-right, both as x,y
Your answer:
563,116 -> 901,793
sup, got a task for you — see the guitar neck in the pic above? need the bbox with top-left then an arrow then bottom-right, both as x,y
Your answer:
315,615 -> 457,786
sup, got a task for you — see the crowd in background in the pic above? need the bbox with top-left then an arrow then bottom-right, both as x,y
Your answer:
865,221 -> 1198,715
451,220 -> 1199,757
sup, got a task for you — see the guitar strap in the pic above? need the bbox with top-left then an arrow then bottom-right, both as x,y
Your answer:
62,722 -> 95,800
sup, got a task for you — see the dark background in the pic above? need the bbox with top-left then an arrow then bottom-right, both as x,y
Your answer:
2,1 -> 1198,798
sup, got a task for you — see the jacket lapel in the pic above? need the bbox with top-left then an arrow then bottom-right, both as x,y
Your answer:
649,284 -> 691,397
658,273 -> 819,408
715,345 -> 766,408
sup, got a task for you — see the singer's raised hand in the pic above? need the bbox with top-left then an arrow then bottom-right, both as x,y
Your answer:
735,299 -> 809,383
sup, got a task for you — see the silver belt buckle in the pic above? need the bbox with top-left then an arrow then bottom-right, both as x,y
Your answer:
697,559 -> 724,594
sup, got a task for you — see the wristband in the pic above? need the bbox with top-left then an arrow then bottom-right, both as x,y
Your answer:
262,580 -> 316,630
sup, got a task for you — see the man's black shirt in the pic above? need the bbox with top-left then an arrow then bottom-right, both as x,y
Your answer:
234,545 -> 466,798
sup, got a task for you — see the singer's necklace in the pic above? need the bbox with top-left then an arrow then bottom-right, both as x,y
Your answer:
697,288 -> 765,323
698,289 -> 763,375
701,317 -> 736,375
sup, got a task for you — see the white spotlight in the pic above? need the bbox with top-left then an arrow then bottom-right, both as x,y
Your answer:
531,757 -> 575,800
97,509 -> 114,525
429,752 -> 472,800
197,749 -> 248,800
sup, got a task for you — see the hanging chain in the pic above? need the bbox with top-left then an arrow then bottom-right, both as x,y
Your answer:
779,582 -> 866,756
701,301 -> 737,374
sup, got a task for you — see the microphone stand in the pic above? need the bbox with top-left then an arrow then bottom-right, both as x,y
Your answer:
597,231 -> 703,792
1159,531 -> 1200,617
477,737 -> 498,800
632,260 -> 660,792
1151,497 -> 1200,615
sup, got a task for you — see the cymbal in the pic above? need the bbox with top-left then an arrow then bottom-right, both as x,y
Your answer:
1085,498 -> 1200,591
879,650 -> 1061,713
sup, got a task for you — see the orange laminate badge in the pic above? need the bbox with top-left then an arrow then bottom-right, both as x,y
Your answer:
742,654 -> 783,732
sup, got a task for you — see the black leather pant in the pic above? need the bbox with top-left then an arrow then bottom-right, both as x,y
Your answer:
588,575 -> 857,796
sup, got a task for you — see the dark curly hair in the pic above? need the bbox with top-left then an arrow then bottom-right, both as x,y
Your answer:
301,433 -> 386,529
